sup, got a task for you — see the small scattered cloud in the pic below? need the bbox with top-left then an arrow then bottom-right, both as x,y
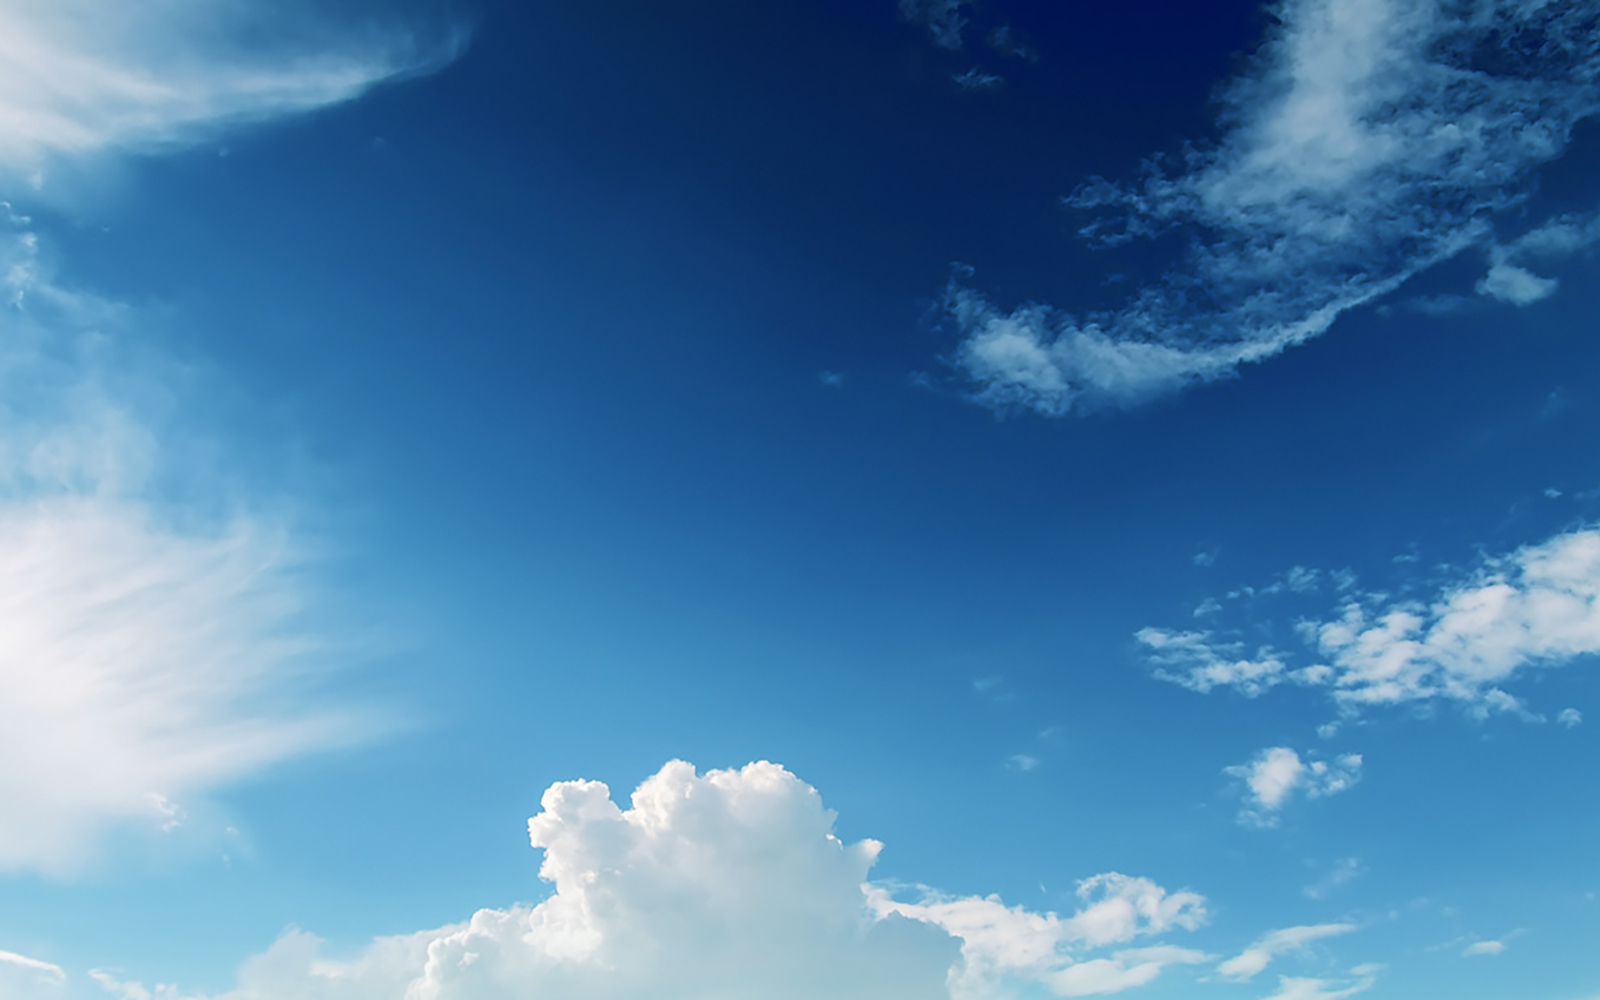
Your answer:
1144,527 -> 1600,719
1303,857 -> 1363,900
1137,628 -> 1287,697
817,370 -> 845,388
953,67 -> 1004,91
1193,548 -> 1218,568
1462,940 -> 1506,957
1225,748 -> 1362,828
941,0 -> 1600,416
0,0 -> 467,187
1476,262 -> 1558,306
1559,708 -> 1583,728
1217,923 -> 1359,981
1261,972 -> 1378,1000
987,25 -> 1037,62
1477,211 -> 1600,305
1007,753 -> 1040,772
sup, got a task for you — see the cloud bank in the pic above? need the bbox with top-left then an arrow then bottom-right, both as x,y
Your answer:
946,0 -> 1600,415
85,761 -> 1210,1000
0,0 -> 465,185
1142,526 -> 1600,717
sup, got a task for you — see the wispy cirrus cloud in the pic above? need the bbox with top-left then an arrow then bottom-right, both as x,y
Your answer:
0,2 -> 464,874
80,760 -> 1212,1000
0,226 -> 386,876
1218,923 -> 1359,981
944,0 -> 1600,416
0,0 -> 466,185
1141,527 -> 1600,719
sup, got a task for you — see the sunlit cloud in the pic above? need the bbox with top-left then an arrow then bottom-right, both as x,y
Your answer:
84,760 -> 1212,999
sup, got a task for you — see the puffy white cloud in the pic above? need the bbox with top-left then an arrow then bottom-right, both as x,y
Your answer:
943,0 -> 1600,415
1224,748 -> 1362,827
0,226 -> 376,876
0,0 -> 464,185
1217,923 -> 1358,980
1559,708 -> 1584,728
1146,528 -> 1600,717
90,761 -> 1209,1000
1462,939 -> 1506,957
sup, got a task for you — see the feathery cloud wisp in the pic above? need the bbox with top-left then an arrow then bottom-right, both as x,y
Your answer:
0,0 -> 465,185
946,0 -> 1600,415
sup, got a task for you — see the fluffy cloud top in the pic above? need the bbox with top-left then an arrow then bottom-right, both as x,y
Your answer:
1144,527 -> 1600,717
0,0 -> 464,185
87,760 -> 1209,1000
946,0 -> 1600,415
1225,748 -> 1362,827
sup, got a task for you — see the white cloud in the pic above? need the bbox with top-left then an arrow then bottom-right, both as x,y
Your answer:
1224,748 -> 1362,827
1217,923 -> 1358,981
0,0 -> 465,186
0,948 -> 66,987
1261,972 -> 1377,1000
1007,753 -> 1041,772
943,0 -> 1600,415
1146,527 -> 1600,716
1476,261 -> 1558,305
90,760 -> 1209,1000
1462,940 -> 1506,957
1559,708 -> 1584,727
1136,628 -> 1287,696
0,226 -> 378,876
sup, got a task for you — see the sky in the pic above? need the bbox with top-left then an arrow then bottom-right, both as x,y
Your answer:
1,0 -> 1598,998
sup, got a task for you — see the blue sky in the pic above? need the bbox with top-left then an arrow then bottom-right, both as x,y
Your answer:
1,1 -> 1598,998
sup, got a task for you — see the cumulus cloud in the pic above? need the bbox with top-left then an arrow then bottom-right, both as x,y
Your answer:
1224,748 -> 1362,827
1145,527 -> 1600,717
1559,708 -> 1584,727
943,0 -> 1600,415
1217,923 -> 1358,980
1462,939 -> 1506,957
0,223 -> 378,876
87,761 -> 1209,1000
900,0 -> 969,50
0,0 -> 465,185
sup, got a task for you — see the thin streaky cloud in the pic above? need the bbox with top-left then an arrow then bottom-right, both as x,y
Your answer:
945,0 -> 1600,415
0,0 -> 468,185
